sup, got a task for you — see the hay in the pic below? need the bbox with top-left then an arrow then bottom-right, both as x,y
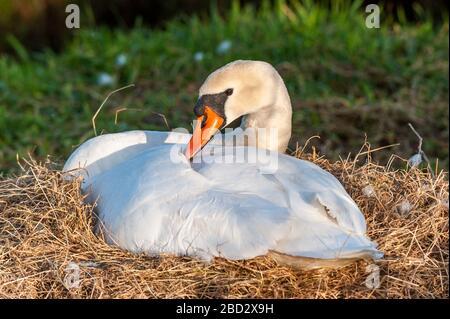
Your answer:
0,147 -> 448,299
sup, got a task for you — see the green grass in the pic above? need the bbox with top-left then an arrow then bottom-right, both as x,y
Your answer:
0,0 -> 448,175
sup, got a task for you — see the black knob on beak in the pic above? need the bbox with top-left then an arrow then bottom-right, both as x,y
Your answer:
194,97 -> 205,117
193,91 -> 228,119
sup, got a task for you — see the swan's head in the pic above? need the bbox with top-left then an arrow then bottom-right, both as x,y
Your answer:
185,60 -> 285,159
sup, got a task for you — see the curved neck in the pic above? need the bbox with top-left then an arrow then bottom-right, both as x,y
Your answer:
239,80 -> 292,153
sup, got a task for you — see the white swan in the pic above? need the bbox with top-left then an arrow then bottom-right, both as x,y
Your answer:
64,60 -> 382,268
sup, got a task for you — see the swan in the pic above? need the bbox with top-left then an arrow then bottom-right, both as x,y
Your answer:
63,60 -> 382,268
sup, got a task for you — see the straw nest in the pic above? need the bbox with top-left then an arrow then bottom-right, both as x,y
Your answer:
0,145 -> 448,299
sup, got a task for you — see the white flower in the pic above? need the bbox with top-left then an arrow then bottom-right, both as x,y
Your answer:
397,199 -> 413,217
364,264 -> 380,289
216,40 -> 232,54
362,185 -> 376,197
97,72 -> 114,86
63,262 -> 81,289
408,153 -> 422,167
116,54 -> 128,67
193,51 -> 204,62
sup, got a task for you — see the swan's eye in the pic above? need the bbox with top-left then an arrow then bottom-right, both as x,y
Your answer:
225,88 -> 234,96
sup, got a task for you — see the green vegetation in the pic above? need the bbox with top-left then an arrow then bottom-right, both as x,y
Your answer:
0,0 -> 448,174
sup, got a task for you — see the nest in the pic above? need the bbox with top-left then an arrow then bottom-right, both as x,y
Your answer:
0,147 -> 448,298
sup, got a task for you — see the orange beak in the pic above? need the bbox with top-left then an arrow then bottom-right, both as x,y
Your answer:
185,106 -> 224,159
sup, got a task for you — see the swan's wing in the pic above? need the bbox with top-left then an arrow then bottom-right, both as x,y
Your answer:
162,190 -> 290,260
192,147 -> 381,259
87,145 -> 290,261
274,155 -> 367,234
63,130 -> 191,186
193,146 -> 367,234
268,155 -> 381,259
270,193 -> 380,259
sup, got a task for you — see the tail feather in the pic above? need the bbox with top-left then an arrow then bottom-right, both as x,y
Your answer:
267,250 -> 378,270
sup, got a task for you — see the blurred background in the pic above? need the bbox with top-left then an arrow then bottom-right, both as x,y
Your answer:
0,0 -> 448,174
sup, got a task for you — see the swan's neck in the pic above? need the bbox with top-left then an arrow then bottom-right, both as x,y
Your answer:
238,82 -> 292,153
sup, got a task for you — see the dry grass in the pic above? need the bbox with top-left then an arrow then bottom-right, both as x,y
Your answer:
0,146 -> 448,299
